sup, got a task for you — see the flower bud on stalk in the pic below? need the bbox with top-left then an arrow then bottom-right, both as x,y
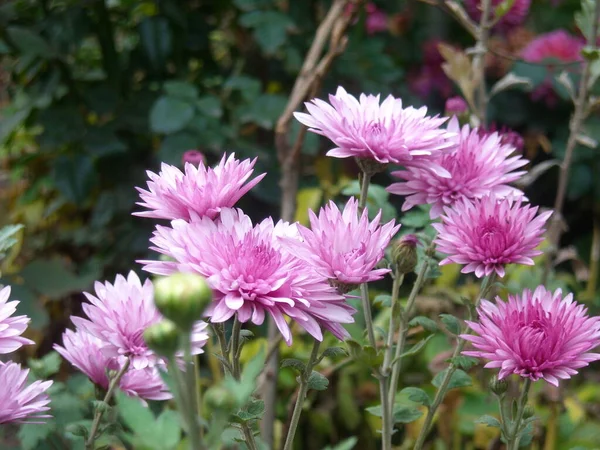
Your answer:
144,320 -> 181,357
489,375 -> 508,396
392,234 -> 419,275
203,385 -> 238,415
154,273 -> 213,331
523,404 -> 535,419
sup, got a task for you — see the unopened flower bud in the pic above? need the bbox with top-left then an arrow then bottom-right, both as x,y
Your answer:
144,320 -> 181,357
392,234 -> 419,275
203,385 -> 238,414
355,157 -> 389,176
489,376 -> 508,396
182,150 -> 205,166
154,273 -> 212,330
523,404 -> 535,419
445,96 -> 468,117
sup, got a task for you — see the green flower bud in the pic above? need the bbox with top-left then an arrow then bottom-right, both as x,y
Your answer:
391,234 -> 419,275
489,375 -> 508,396
144,320 -> 181,357
203,385 -> 238,415
523,404 -> 535,419
154,273 -> 212,330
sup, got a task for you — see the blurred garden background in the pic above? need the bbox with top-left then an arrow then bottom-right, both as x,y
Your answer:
1,0 -> 600,449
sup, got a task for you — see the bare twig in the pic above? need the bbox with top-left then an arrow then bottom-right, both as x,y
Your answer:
543,1 -> 600,282
260,2 -> 357,446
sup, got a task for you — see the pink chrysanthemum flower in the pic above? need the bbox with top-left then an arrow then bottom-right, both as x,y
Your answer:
294,86 -> 455,175
432,196 -> 552,277
135,153 -> 265,221
462,286 -> 600,386
465,0 -> 530,32
141,208 -> 355,345
0,285 -> 34,354
281,198 -> 399,286
0,362 -> 52,424
388,117 -> 527,218
72,271 -> 209,370
54,329 -> 171,403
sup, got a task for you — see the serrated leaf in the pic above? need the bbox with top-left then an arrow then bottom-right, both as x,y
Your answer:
432,368 -> 472,390
447,355 -> 480,371
409,316 -> 438,332
28,351 -> 62,378
476,414 -> 502,428
439,314 -> 461,335
399,334 -> 435,358
233,399 -> 265,423
321,346 -> 348,359
281,358 -> 305,372
307,371 -> 329,391
400,387 -> 431,407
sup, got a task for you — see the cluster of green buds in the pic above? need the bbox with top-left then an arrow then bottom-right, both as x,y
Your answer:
144,272 -> 213,357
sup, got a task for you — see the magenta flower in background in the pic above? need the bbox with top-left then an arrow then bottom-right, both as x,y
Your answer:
388,117 -> 527,218
181,150 -> 205,166
135,153 -> 265,221
465,0 -> 530,32
281,198 -> 399,285
407,39 -> 454,102
433,196 -> 552,277
0,362 -> 52,424
479,123 -> 525,153
462,286 -> 600,386
54,329 -> 171,403
141,208 -> 355,345
365,3 -> 388,35
0,285 -> 34,354
71,271 -> 209,370
444,96 -> 468,116
294,86 -> 455,175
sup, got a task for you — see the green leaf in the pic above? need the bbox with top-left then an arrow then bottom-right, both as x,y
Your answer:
322,436 -> 358,450
139,16 -> 172,71
238,93 -> 287,129
399,334 -> 435,358
28,351 -> 62,378
52,154 -> 96,205
234,399 -> 266,423
154,409 -> 182,449
224,75 -> 262,101
447,355 -> 480,371
307,371 -> 329,391
432,368 -> 472,390
321,347 -> 348,359
196,95 -> 223,119
0,224 -> 23,254
476,414 -> 502,429
238,11 -> 292,54
400,387 -> 431,407
158,131 -> 198,165
409,316 -> 438,332
6,26 -> 53,57
400,206 -> 432,228
20,258 -> 98,300
281,358 -> 305,372
373,294 -> 392,307
116,390 -> 156,435
439,314 -> 461,335
393,405 -> 424,424
576,0 -> 596,43
150,96 -> 195,134
164,80 -> 199,100
18,423 -> 53,450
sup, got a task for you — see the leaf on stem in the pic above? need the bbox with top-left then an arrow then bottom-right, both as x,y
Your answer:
476,415 -> 502,429
400,387 -> 431,407
439,314 -> 461,335
307,371 -> 329,391
409,316 -> 438,332
432,368 -> 472,390
281,358 -> 306,372
398,334 -> 435,359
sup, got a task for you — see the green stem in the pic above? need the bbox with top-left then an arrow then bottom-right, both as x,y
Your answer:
85,357 -> 130,450
413,273 -> 495,450
282,340 -> 321,450
508,378 -> 532,450
359,172 -> 372,210
388,243 -> 433,400
182,332 -> 204,450
212,323 -> 233,375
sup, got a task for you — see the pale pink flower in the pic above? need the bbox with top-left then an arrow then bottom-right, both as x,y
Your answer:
432,196 -> 552,278
0,362 -> 52,424
294,86 -> 455,176
71,271 -> 209,370
182,150 -> 205,166
54,329 -> 171,403
462,286 -> 600,386
0,285 -> 34,354
444,97 -> 468,115
388,117 -> 527,218
281,198 -> 399,285
465,0 -> 530,32
135,153 -> 265,221
141,208 -> 355,345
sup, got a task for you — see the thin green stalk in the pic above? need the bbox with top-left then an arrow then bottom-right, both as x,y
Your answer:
508,378 -> 532,450
282,340 -> 321,450
182,332 -> 204,450
413,274 -> 495,450
359,172 -> 372,210
85,358 -> 130,450
388,244 -> 433,400
211,323 -> 233,375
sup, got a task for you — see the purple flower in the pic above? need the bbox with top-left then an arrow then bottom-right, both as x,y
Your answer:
465,0 -> 530,32
0,362 -> 52,424
444,97 -> 468,116
135,153 -> 265,221
294,87 -> 455,175
388,117 -> 527,218
54,329 -> 171,403
71,271 -> 209,370
0,285 -> 34,354
181,150 -> 206,166
433,196 -> 552,278
281,198 -> 399,285
365,3 -> 388,35
141,208 -> 356,345
462,286 -> 600,386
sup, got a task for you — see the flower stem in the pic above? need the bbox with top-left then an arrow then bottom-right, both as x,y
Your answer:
358,172 -> 372,210
282,340 -> 321,450
507,378 -> 532,450
413,273 -> 495,450
182,332 -> 204,450
472,0 -> 493,126
388,243 -> 434,400
85,357 -> 130,450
